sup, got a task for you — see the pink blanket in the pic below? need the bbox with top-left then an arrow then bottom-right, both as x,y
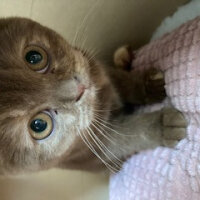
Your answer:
110,16 -> 200,200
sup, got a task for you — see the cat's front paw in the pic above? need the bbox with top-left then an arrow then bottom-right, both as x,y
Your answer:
144,68 -> 166,104
161,108 -> 187,148
113,45 -> 132,70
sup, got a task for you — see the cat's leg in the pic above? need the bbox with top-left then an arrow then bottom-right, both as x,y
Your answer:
108,65 -> 166,106
161,108 -> 187,147
110,45 -> 166,106
113,45 -> 133,70
111,107 -> 187,157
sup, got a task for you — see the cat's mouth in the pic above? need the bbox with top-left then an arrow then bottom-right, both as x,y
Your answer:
75,87 -> 93,105
74,80 -> 93,103
75,84 -> 86,102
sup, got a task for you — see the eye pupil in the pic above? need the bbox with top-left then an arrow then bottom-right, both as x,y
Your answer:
30,119 -> 47,133
25,51 -> 43,64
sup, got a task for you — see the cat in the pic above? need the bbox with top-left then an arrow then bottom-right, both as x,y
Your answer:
0,17 -> 186,174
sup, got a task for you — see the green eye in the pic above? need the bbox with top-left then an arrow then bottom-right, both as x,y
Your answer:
24,46 -> 48,72
29,112 -> 53,140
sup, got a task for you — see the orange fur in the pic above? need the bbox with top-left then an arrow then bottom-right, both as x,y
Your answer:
0,17 -> 185,174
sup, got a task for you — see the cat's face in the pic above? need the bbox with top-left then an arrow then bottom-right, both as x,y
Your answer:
0,17 -> 112,174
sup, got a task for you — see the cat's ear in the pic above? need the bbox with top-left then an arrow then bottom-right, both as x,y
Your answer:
0,156 -> 5,175
0,18 -> 18,31
0,18 -> 9,30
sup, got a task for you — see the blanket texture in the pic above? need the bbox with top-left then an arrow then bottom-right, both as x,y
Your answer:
110,16 -> 200,200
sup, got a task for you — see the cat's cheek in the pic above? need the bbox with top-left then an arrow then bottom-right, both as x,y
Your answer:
33,119 -> 77,163
76,107 -> 93,130
75,86 -> 96,129
57,113 -> 76,127
38,114 -> 76,142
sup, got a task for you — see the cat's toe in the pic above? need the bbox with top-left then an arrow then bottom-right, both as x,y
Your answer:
162,127 -> 186,147
162,108 -> 187,127
144,68 -> 166,104
163,127 -> 186,141
161,108 -> 187,148
113,45 -> 132,70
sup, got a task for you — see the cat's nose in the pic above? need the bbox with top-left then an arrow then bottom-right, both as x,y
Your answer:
76,84 -> 85,102
74,75 -> 87,102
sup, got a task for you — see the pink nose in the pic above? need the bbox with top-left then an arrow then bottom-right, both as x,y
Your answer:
76,84 -> 85,102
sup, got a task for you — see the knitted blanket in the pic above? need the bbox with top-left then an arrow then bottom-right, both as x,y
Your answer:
110,16 -> 200,200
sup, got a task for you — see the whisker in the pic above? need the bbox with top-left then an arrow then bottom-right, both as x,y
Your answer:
93,102 -> 120,113
92,118 -> 126,147
91,121 -> 117,144
76,128 -> 115,171
76,127 -> 119,173
94,116 -> 134,137
93,117 -> 124,136
93,108 -> 113,112
92,120 -> 131,156
93,113 -> 121,128
87,127 -> 121,171
79,37 -> 88,53
72,0 -> 101,48
90,123 -> 123,165
87,47 -> 100,60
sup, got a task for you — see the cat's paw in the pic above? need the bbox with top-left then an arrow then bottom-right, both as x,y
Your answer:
144,68 -> 166,104
113,45 -> 132,70
161,108 -> 187,148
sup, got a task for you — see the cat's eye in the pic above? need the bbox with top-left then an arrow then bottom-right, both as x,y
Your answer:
23,46 -> 48,73
29,111 -> 53,140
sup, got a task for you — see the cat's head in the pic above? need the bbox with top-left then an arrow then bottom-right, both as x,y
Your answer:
0,17 -> 115,174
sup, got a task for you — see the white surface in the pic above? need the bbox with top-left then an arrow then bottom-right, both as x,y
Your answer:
152,0 -> 200,40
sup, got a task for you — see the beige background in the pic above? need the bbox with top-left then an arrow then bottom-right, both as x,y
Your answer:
0,0 -> 188,200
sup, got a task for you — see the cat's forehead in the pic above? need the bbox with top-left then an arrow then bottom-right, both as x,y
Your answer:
0,17 -> 76,71
0,17 -> 71,56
